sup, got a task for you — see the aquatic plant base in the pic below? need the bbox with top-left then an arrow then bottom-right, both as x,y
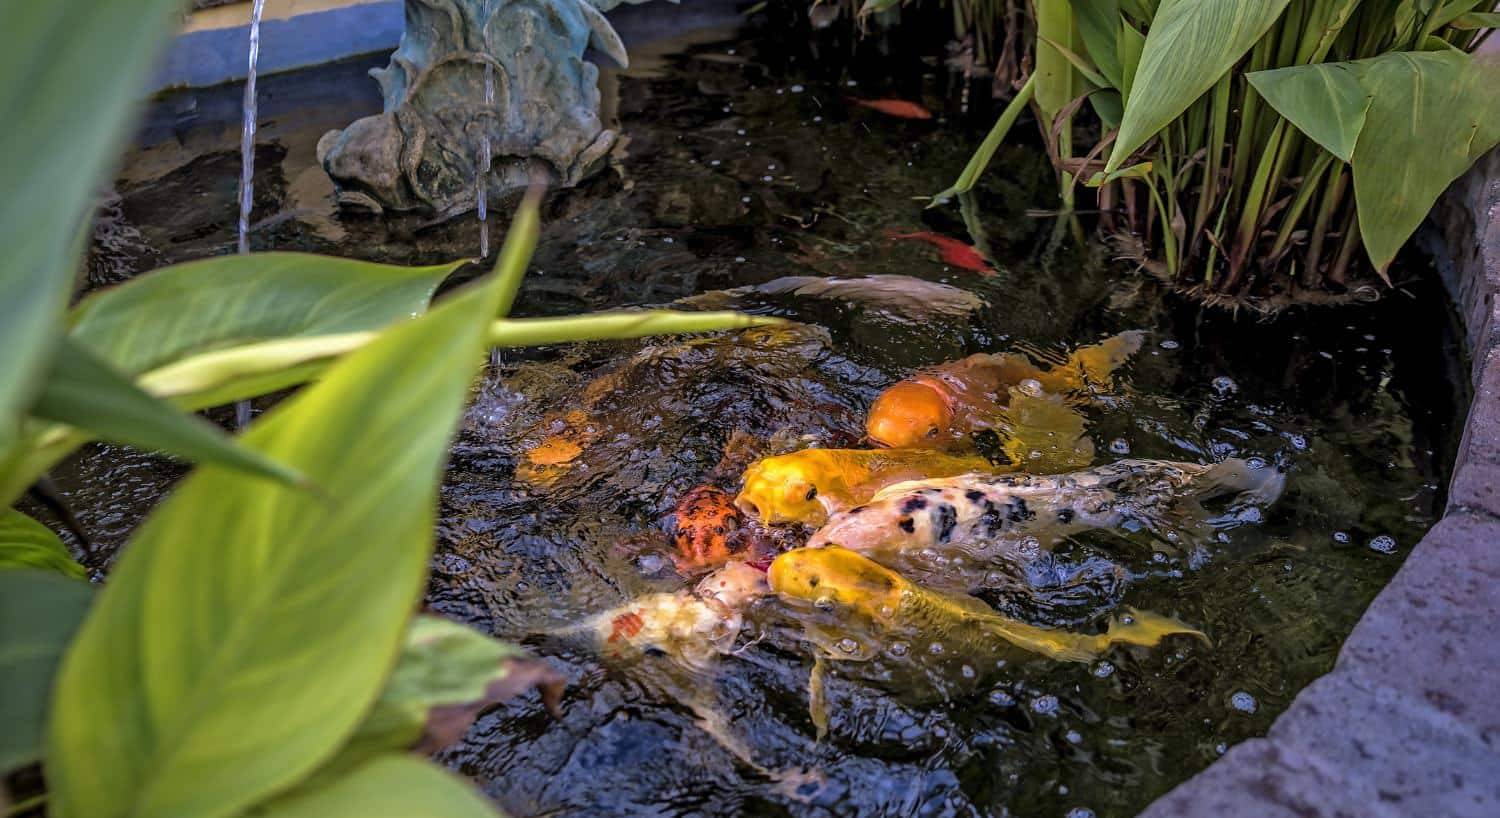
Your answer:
316,0 -> 631,216
1139,151 -> 1500,817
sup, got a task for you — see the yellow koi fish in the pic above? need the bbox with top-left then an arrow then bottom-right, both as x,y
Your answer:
734,447 -> 1001,528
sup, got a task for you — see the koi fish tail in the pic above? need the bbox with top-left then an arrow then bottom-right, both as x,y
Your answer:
1060,330 -> 1147,389
1191,457 -> 1287,507
1101,607 -> 1210,650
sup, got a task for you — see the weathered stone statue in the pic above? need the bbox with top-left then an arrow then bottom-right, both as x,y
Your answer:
318,0 -> 632,216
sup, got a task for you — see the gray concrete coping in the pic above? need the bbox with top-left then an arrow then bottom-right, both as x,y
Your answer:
1138,151 -> 1500,817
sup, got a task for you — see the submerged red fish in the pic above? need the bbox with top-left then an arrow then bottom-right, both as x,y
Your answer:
852,98 -> 934,120
888,231 -> 994,274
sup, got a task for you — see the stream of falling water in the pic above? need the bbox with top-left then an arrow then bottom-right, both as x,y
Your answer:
234,0 -> 268,429
477,62 -> 495,259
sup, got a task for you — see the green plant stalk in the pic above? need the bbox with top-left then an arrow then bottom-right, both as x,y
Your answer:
1330,206 -> 1363,284
1305,165 -> 1351,283
1267,150 -> 1335,263
1191,72 -> 1235,251
1225,119 -> 1287,287
928,73 -> 1037,205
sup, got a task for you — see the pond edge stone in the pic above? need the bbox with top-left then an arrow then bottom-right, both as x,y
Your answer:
1138,150 -> 1500,818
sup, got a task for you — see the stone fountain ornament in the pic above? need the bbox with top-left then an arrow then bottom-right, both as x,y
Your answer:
318,0 -> 643,217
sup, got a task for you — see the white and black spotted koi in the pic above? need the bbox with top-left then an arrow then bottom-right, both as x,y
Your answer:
805,458 -> 1284,579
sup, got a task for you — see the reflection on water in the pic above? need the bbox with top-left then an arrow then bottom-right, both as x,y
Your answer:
47,15 -> 1470,818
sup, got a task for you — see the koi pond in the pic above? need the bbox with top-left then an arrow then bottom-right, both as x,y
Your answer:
51,17 -> 1468,818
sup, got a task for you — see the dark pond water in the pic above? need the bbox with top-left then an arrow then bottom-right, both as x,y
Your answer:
51,12 -> 1471,818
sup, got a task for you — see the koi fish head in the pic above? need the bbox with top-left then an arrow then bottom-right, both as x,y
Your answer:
866,380 -> 954,448
735,452 -> 831,526
768,546 -> 901,620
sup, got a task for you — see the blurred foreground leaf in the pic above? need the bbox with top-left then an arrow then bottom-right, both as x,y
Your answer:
0,570 -> 92,774
0,509 -> 83,578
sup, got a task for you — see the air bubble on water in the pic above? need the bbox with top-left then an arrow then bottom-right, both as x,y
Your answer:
1093,661 -> 1115,678
1030,694 -> 1059,715
813,115 -> 823,122
1212,376 -> 1239,396
1368,535 -> 1397,553
1066,809 -> 1096,818
961,664 -> 976,679
879,605 -> 896,618
741,196 -> 751,203
989,688 -> 1015,707
736,128 -> 746,135
734,256 -> 747,263
1152,552 -> 1166,563
929,641 -> 945,655
1286,433 -> 1308,450
1019,536 -> 1042,557
1246,456 -> 1267,470
1109,438 -> 1131,455
710,159 -> 721,166
1120,613 -> 1135,625
1029,450 -> 1042,460
889,641 -> 910,657
663,237 -> 674,244
1236,507 -> 1264,524
1159,340 -> 1180,350
1058,785 -> 1069,795
814,596 -> 835,611
791,84 -> 805,93
847,79 -> 858,86
1216,742 -> 1228,755
1018,378 -> 1045,397
1230,691 -> 1258,713
1065,730 -> 1083,744
836,637 -> 860,654
1333,531 -> 1351,543
984,571 -> 1004,585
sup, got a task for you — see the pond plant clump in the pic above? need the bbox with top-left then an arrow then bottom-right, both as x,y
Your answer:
919,0 -> 1500,306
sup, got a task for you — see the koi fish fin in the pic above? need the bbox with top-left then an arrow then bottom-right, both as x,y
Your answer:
1103,607 -> 1211,649
1191,457 -> 1287,507
999,389 -> 1095,472
809,652 -> 830,742
1053,330 -> 1147,391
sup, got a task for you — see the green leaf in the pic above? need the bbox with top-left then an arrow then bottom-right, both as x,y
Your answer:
1349,51 -> 1500,272
46,232 -> 527,818
929,74 -> 1038,205
1247,62 -> 1371,161
32,336 -> 304,486
0,509 -> 84,579
1117,20 -> 1147,103
260,755 -> 499,818
1039,34 -> 1112,89
308,615 -> 562,785
69,253 -> 462,379
1449,11 -> 1500,28
1105,0 -> 1294,171
1035,0 -> 1081,120
1086,161 -> 1154,187
1090,89 -> 1124,129
1,570 -> 93,774
1075,0 -> 1124,88
0,0 -> 183,453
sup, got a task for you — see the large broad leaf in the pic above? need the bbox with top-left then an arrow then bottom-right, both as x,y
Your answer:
32,336 -> 303,486
69,253 -> 462,379
261,755 -> 499,818
1075,0 -> 1125,89
1035,0 -> 1081,121
308,615 -> 561,784
0,509 -> 84,578
45,249 -> 519,818
0,570 -> 93,774
1105,0 -> 1294,171
0,0 -> 182,451
1251,51 -> 1500,272
1247,61 -> 1371,161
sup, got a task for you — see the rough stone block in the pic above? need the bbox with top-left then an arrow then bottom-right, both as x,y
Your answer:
1269,671 -> 1500,818
1335,512 -> 1500,744
1136,739 -> 1357,818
